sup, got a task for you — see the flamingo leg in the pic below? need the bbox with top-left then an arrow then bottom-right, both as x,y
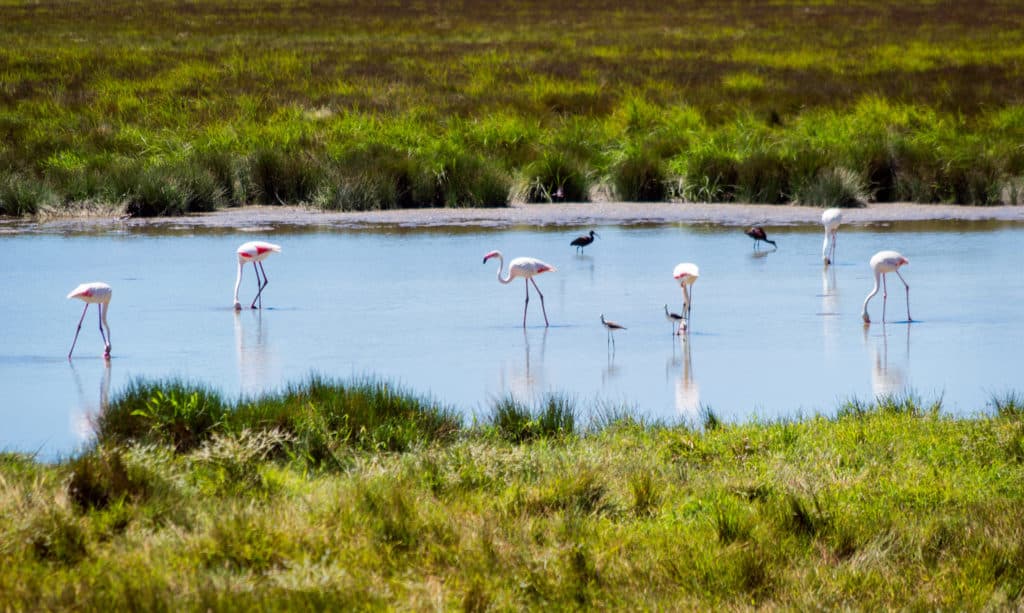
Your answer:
68,303 -> 89,359
530,277 -> 549,327
522,278 -> 529,327
250,262 -> 261,309
881,273 -> 889,323
97,303 -> 108,347
895,270 -> 911,322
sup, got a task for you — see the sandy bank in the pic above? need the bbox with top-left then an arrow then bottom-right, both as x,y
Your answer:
4,202 -> 1024,234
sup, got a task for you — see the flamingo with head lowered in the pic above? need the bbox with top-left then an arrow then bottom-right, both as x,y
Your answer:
483,251 -> 557,327
821,208 -> 842,265
234,241 -> 281,310
862,250 -> 911,324
67,282 -> 112,360
673,263 -> 700,333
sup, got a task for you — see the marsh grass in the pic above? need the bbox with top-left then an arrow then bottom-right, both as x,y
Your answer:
7,0 -> 1021,214
4,385 -> 1024,608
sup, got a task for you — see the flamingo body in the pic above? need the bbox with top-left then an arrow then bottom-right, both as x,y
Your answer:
67,282 -> 112,359
571,230 -> 599,253
673,263 -> 700,332
234,241 -> 282,310
862,250 -> 911,323
744,226 -> 777,249
821,208 -> 842,265
483,250 -> 557,327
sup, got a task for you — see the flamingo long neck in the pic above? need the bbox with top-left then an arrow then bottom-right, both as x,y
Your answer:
233,261 -> 244,302
101,302 -> 111,346
822,232 -> 832,260
493,254 -> 513,284
862,272 -> 881,319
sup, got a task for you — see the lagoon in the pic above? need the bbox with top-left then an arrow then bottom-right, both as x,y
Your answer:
2,218 -> 1022,459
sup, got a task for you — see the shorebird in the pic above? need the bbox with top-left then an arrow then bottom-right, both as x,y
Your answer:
744,226 -> 777,250
664,304 -> 684,336
570,230 -> 599,254
234,241 -> 282,310
601,314 -> 626,348
822,208 -> 842,265
67,282 -> 112,360
483,250 -> 557,327
862,250 -> 911,324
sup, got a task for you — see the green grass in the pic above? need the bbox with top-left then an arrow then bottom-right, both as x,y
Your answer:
3,0 -> 1024,215
2,381 -> 1024,608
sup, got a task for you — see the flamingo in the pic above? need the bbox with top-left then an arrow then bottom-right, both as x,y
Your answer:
483,251 -> 557,327
744,226 -> 777,250
234,241 -> 281,310
673,263 -> 700,332
67,282 -> 112,360
600,314 -> 626,347
862,250 -> 911,324
571,230 -> 599,254
664,304 -> 684,336
821,208 -> 842,265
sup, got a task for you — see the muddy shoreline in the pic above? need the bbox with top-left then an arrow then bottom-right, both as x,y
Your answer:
3,202 -> 1024,234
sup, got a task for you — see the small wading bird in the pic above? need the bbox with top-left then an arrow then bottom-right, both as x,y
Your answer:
234,241 -> 282,310
570,230 -> 599,254
822,208 -> 842,265
744,226 -> 777,250
483,250 -> 557,327
673,262 -> 700,333
67,282 -> 112,360
664,304 -> 684,336
600,314 -> 626,347
862,250 -> 911,324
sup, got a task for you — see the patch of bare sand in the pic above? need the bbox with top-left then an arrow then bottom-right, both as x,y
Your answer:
4,202 -> 1023,234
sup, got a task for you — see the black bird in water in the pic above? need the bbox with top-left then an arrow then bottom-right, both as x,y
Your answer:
600,314 -> 626,348
744,226 -> 777,250
664,304 -> 684,336
571,230 -> 599,254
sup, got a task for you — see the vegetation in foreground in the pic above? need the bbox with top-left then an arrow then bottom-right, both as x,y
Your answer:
2,378 -> 1024,609
3,0 -> 1024,216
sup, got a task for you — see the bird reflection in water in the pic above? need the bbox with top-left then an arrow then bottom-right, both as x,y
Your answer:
673,336 -> 700,420
501,328 -> 548,399
233,308 -> 278,396
863,322 -> 910,398
69,360 -> 111,442
820,266 -> 840,354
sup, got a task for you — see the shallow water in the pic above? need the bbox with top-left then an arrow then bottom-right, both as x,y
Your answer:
2,219 -> 1022,459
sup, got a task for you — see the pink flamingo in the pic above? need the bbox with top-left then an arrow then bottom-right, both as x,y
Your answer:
673,262 -> 700,332
234,241 -> 281,310
862,250 -> 911,324
483,250 -> 557,327
821,208 -> 842,265
67,282 -> 112,360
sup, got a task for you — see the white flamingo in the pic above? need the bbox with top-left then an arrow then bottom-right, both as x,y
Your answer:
862,250 -> 911,324
822,208 -> 842,265
67,282 -> 112,360
673,262 -> 700,333
234,241 -> 282,310
483,250 -> 557,327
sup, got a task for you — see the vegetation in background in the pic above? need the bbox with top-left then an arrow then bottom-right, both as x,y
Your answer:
3,0 -> 1024,215
1,380 -> 1024,608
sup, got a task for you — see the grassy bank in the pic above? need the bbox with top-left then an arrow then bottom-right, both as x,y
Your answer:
3,0 -> 1024,216
2,378 -> 1024,608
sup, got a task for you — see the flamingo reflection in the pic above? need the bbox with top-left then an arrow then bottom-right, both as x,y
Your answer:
500,328 -> 548,399
821,266 -> 840,354
69,360 -> 111,442
674,336 -> 700,419
233,309 -> 279,396
863,323 -> 910,398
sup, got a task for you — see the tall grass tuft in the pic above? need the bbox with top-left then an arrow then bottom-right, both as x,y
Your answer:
610,145 -> 668,202
97,379 -> 228,452
793,167 -> 867,208
517,151 -> 591,203
488,394 -> 576,443
0,172 -> 54,216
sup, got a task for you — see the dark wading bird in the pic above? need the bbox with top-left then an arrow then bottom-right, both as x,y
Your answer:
744,226 -> 777,250
600,314 -> 626,348
664,304 -> 684,336
483,250 -> 557,327
571,230 -> 599,254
